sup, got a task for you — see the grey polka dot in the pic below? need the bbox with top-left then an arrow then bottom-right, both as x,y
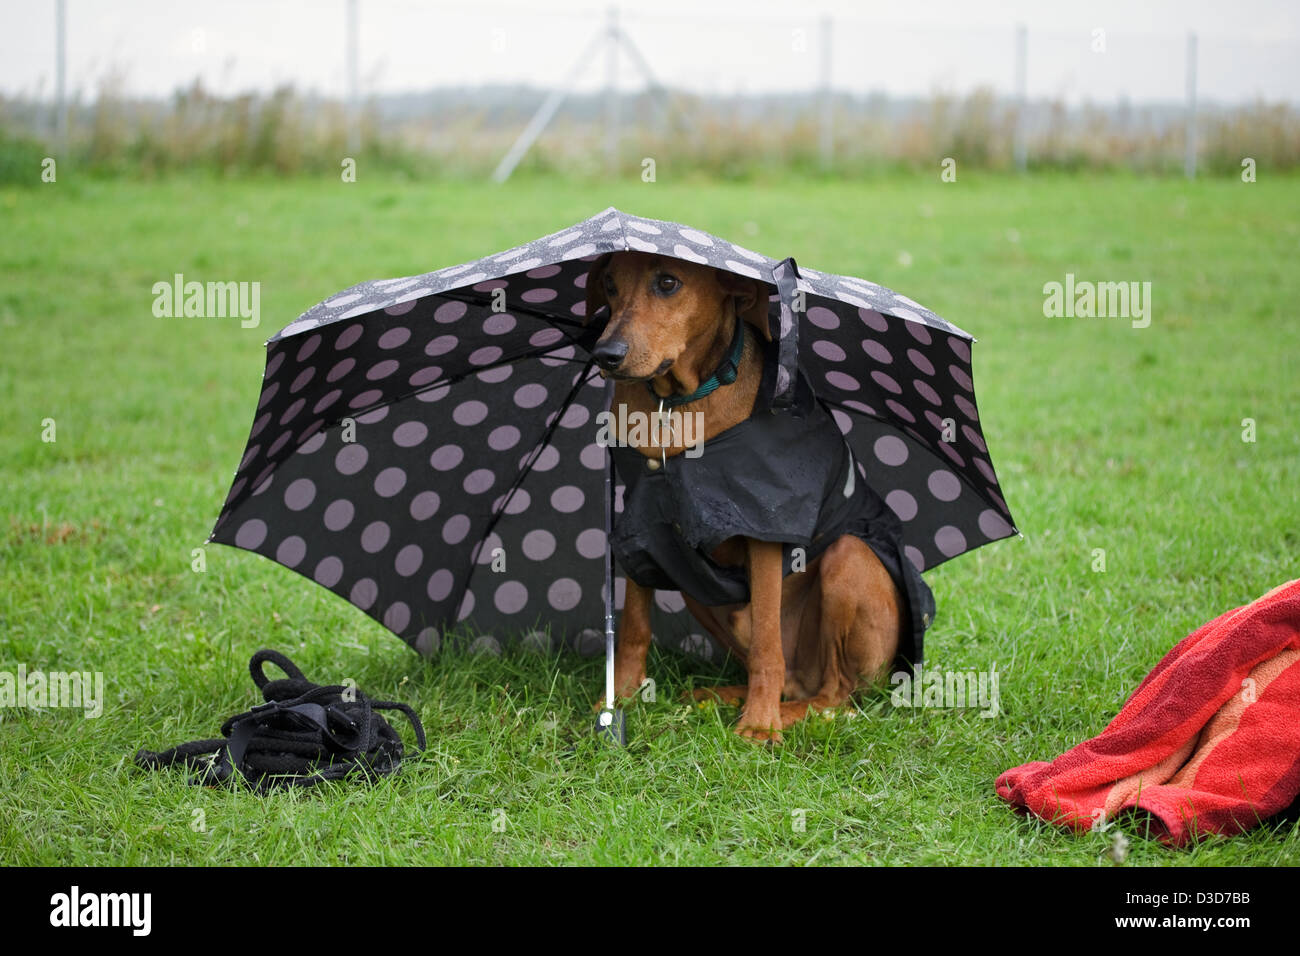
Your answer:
494,581 -> 528,614
551,486 -> 585,513
350,578 -> 379,610
548,578 -> 581,611
314,556 -> 344,587
443,514 -> 470,545
522,529 -> 556,560
235,519 -> 267,549
333,324 -> 364,349
430,444 -> 464,471
928,470 -> 962,502
934,525 -> 967,557
575,528 -> 605,559
395,544 -> 423,577
886,490 -> 918,521
812,340 -> 845,362
463,468 -> 495,494
415,627 -> 440,656
383,602 -> 410,632
514,384 -> 548,408
871,371 -> 902,394
335,444 -> 368,475
425,334 -> 458,357
469,634 -> 501,656
392,421 -> 428,447
283,478 -> 316,511
427,569 -> 454,602
409,491 -> 440,520
361,521 -> 391,553
453,400 -> 488,426
979,509 -> 1013,539
488,425 -> 521,451
873,436 -> 909,466
324,498 -> 354,531
290,368 -> 315,393
276,535 -> 307,567
806,306 -> 839,329
531,446 -> 561,472
374,466 -> 407,498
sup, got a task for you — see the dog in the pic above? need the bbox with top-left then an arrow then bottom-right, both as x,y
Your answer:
585,251 -> 919,743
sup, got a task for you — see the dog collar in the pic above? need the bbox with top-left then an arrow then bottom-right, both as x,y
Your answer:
648,313 -> 745,408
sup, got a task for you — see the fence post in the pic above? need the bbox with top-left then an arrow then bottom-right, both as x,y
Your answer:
1184,31 -> 1198,179
605,6 -> 620,177
1013,22 -> 1027,172
55,0 -> 67,150
346,0 -> 360,155
819,16 -> 833,171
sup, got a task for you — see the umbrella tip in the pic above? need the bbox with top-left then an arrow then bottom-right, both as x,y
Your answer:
595,708 -> 627,747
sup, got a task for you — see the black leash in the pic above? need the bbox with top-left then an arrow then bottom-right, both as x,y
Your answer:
135,649 -> 425,791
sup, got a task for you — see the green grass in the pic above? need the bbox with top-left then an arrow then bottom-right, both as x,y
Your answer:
2,170 -> 1298,866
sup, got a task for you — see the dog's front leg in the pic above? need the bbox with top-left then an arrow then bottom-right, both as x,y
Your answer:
605,578 -> 653,706
735,539 -> 785,743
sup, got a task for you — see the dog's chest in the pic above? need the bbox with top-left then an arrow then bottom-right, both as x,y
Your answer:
608,398 -> 863,606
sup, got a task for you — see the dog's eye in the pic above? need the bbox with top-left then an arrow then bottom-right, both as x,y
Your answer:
602,274 -> 618,299
654,274 -> 680,295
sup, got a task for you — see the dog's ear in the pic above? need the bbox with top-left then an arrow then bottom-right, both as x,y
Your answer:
583,253 -> 614,325
716,271 -> 774,342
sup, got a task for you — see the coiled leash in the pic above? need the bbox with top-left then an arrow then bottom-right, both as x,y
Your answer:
135,649 -> 425,791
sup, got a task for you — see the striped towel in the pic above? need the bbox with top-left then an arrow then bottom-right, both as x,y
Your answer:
996,578 -> 1300,845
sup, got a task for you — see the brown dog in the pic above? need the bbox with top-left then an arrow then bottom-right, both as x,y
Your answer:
585,251 -> 905,743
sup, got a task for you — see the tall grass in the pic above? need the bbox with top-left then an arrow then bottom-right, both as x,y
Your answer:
2,78 -> 1298,183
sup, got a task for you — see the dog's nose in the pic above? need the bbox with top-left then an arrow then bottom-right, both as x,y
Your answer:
591,338 -> 629,372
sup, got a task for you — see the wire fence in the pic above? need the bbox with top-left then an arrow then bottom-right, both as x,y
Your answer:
3,1 -> 1299,179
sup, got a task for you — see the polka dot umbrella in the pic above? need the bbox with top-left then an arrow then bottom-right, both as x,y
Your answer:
209,207 -> 1018,667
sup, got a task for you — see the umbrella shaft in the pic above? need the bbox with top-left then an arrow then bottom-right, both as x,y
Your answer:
604,378 -> 616,711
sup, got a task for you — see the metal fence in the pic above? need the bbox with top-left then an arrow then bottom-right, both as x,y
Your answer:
11,1 -> 1300,177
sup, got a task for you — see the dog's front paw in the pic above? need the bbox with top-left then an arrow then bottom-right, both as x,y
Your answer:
735,702 -> 784,744
685,684 -> 748,706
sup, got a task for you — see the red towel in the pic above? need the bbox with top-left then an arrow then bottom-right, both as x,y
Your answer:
996,579 -> 1300,845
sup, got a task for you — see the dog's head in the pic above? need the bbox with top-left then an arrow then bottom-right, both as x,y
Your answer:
584,252 -> 772,382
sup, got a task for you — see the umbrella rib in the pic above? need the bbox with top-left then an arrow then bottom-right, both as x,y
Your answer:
816,394 -> 1016,535
223,339 -> 597,520
458,360 -> 602,617
326,340 -> 593,429
436,290 -> 593,331
319,298 -> 596,428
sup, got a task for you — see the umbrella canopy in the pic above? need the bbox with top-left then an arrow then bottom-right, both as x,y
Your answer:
209,207 -> 1017,662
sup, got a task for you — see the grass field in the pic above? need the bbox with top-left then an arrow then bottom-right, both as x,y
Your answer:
2,170 -> 1298,866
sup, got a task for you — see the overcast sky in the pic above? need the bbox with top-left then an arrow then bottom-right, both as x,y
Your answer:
2,0 -> 1297,104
